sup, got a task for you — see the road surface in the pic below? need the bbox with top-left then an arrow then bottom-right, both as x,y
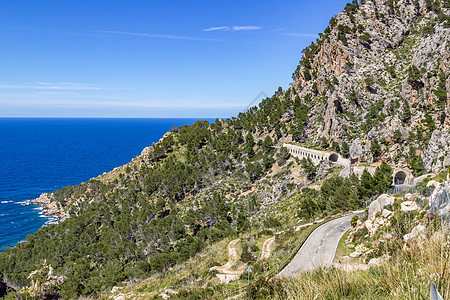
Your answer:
277,214 -> 357,278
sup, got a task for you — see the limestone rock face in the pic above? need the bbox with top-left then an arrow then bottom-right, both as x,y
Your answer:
287,0 -> 450,167
423,130 -> 450,173
368,194 -> 394,220
350,138 -> 363,160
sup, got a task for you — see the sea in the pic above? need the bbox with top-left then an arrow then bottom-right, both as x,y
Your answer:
0,118 -> 214,252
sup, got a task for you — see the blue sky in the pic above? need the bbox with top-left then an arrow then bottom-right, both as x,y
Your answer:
0,0 -> 350,118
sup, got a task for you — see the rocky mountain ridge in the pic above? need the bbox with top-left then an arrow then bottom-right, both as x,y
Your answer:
286,0 -> 449,173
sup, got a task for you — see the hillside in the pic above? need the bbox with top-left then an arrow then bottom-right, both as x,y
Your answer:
1,0 -> 450,299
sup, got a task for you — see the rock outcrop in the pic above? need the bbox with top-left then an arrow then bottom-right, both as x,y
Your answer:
30,193 -> 68,222
400,201 -> 419,212
404,224 -> 427,243
423,130 -> 450,173
368,194 -> 394,220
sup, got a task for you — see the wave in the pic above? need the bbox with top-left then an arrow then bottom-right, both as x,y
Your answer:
1,200 -> 13,204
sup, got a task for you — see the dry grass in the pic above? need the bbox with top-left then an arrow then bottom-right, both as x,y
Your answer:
252,232 -> 450,300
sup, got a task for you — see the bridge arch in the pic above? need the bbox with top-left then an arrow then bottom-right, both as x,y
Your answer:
329,153 -> 339,162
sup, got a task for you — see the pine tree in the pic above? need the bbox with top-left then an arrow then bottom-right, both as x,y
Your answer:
370,139 -> 382,161
341,141 -> 350,158
245,132 -> 255,158
358,169 -> 374,198
401,100 -> 411,124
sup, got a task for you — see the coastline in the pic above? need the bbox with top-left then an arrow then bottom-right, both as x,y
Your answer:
30,193 -> 68,224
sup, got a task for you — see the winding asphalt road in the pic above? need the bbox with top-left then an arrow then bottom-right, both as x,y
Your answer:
277,214 -> 358,278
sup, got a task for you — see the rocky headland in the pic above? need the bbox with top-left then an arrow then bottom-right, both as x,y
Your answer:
30,193 -> 68,223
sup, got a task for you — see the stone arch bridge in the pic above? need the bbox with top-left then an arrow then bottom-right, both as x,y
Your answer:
284,143 -> 413,184
283,143 -> 348,165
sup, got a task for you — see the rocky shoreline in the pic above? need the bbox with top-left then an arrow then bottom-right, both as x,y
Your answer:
30,193 -> 68,223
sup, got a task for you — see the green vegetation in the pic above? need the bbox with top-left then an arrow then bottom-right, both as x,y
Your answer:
2,0 -> 450,298
0,96 -> 293,298
434,71 -> 448,110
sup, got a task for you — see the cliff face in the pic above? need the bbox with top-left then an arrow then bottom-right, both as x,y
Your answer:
288,0 -> 450,172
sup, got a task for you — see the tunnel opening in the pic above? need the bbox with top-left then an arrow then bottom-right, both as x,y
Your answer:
329,153 -> 339,162
394,171 -> 407,185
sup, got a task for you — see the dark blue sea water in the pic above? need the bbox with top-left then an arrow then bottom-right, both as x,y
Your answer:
0,118 -> 213,252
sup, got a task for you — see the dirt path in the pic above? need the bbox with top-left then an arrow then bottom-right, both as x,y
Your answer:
259,236 -> 275,260
210,239 -> 245,275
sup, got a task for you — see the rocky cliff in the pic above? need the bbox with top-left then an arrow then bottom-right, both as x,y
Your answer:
286,0 -> 449,173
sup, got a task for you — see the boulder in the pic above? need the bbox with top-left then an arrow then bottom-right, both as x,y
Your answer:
365,219 -> 374,233
427,180 -> 441,188
381,209 -> 393,218
368,255 -> 389,266
440,203 -> 450,217
404,224 -> 426,242
368,257 -> 381,266
368,194 -> 394,220
400,201 -> 419,212
350,244 -> 369,258
350,251 -> 362,258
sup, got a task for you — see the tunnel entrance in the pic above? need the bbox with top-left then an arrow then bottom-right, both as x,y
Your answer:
329,153 -> 339,162
394,171 -> 407,185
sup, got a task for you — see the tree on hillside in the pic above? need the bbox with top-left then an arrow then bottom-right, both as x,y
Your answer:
246,132 -> 255,158
373,161 -> 393,193
371,139 -> 382,161
300,157 -> 317,180
262,136 -> 274,154
358,169 -> 374,199
401,100 -> 411,124
341,141 -> 350,158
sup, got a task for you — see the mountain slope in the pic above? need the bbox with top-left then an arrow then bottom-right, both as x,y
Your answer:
1,0 -> 449,299
287,0 -> 450,172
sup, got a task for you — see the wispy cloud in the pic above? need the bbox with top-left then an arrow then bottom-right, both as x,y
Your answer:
232,25 -> 262,31
202,25 -> 262,32
203,26 -> 231,32
281,32 -> 318,38
97,30 -> 221,42
0,82 -> 106,91
269,27 -> 288,32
